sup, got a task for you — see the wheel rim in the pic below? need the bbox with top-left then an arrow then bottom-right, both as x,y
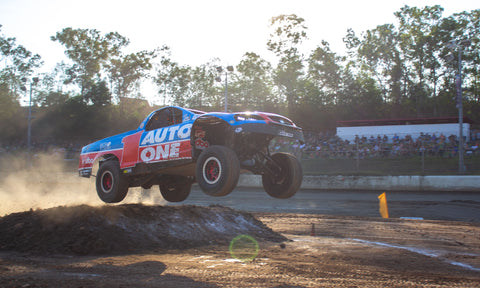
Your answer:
267,157 -> 287,185
273,167 -> 287,184
101,171 -> 114,193
203,156 -> 221,185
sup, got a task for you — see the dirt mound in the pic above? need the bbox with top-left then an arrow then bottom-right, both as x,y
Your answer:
0,204 -> 286,255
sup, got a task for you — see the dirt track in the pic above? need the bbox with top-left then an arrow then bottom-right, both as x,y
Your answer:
0,204 -> 479,287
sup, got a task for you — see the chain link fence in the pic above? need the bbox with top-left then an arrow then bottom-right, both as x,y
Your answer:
272,135 -> 480,176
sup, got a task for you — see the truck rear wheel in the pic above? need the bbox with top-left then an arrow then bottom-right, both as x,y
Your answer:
196,145 -> 240,197
262,153 -> 303,199
159,176 -> 192,202
96,160 -> 129,203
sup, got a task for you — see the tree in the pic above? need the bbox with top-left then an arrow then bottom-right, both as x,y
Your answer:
51,28 -> 129,99
155,50 -> 192,106
267,14 -> 308,117
188,63 -> 219,110
234,52 -> 274,111
107,49 -> 158,101
0,25 -> 43,105
358,24 -> 399,102
156,56 -> 220,110
395,5 -> 444,116
0,80 -> 24,142
37,91 -> 69,107
347,73 -> 384,120
439,10 -> 480,104
84,80 -> 112,106
0,25 -> 43,143
0,25 -> 43,77
306,41 -> 343,106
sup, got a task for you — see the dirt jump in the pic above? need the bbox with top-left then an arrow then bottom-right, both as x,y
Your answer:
0,204 -> 285,255
0,203 -> 479,287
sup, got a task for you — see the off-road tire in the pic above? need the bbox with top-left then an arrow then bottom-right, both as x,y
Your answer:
196,145 -> 240,197
262,153 -> 303,199
96,160 -> 129,203
159,176 -> 192,202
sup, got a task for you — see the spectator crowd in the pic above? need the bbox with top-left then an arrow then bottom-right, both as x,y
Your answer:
272,130 -> 480,160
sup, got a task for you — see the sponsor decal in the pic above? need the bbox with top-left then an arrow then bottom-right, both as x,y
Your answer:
139,140 -> 191,163
100,142 -> 111,151
141,124 -> 192,146
82,156 -> 95,165
79,149 -> 123,169
194,128 -> 208,149
278,130 -> 294,138
195,138 -> 209,149
121,131 -> 143,169
79,152 -> 99,169
194,129 -> 205,138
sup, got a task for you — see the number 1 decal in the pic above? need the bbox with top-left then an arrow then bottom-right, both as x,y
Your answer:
121,131 -> 142,169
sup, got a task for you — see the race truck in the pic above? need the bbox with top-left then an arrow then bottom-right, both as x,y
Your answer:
79,106 -> 304,203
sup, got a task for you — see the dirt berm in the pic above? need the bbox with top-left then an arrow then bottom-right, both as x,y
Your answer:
0,204 -> 286,255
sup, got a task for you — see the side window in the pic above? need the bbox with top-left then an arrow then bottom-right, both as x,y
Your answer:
146,108 -> 183,131
171,108 -> 183,124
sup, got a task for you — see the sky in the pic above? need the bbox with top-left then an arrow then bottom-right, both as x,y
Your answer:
2,0 -> 478,68
0,0 -> 478,104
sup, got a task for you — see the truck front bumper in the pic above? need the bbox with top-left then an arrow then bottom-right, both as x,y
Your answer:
79,168 -> 92,178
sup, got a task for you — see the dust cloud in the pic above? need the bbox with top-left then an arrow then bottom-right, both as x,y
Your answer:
0,153 -> 165,216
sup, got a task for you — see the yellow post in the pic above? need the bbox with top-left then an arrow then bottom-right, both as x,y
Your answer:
378,192 -> 389,218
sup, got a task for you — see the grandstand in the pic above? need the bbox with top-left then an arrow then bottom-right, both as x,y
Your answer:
336,117 -> 473,143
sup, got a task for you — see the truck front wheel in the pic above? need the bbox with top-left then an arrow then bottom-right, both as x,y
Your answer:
196,145 -> 240,197
96,160 -> 129,203
262,153 -> 303,199
159,176 -> 192,202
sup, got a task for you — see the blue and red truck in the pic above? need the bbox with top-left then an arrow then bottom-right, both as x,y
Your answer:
79,106 -> 304,203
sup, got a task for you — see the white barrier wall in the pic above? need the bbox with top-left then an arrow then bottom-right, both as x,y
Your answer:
336,123 -> 470,143
238,175 -> 480,192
